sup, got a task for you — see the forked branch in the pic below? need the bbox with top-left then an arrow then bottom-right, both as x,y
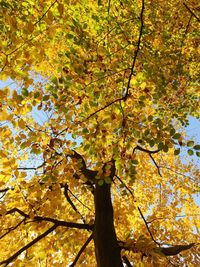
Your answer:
1,208 -> 93,230
183,3 -> 200,22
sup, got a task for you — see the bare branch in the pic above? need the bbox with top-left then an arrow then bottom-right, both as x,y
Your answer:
0,224 -> 58,266
34,0 -> 58,26
33,216 -> 93,230
2,208 -> 93,230
137,207 -> 160,246
17,162 -> 45,171
68,188 -> 92,211
0,219 -> 25,240
159,243 -> 195,256
125,0 -> 145,99
0,188 -> 12,194
70,233 -> 93,267
116,175 -> 161,248
183,3 -> 200,22
149,154 -> 162,177
63,184 -> 86,223
4,208 -> 29,218
159,165 -> 196,181
133,145 -> 160,154
81,96 -> 124,122
133,145 -> 162,177
115,175 -> 135,199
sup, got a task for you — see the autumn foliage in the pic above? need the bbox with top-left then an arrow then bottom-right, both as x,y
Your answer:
0,0 -> 200,266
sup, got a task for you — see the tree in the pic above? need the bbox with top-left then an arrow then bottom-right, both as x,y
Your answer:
0,0 -> 200,266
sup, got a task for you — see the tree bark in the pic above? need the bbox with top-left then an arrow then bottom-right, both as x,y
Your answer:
94,181 -> 123,267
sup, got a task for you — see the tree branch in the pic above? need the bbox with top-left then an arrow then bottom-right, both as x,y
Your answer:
133,145 -> 162,177
149,154 -> 162,177
81,96 -> 125,122
63,184 -> 86,223
125,0 -> 145,99
0,188 -> 13,194
33,216 -> 93,230
159,243 -> 195,256
183,3 -> 200,22
0,219 -> 25,240
67,188 -> 92,211
133,145 -> 160,154
70,233 -> 93,267
137,207 -> 160,246
115,175 -> 135,199
34,0 -> 58,26
17,162 -> 45,171
0,224 -> 58,266
2,208 -> 93,230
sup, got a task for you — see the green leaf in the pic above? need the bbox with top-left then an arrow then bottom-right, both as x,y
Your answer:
193,145 -> 200,150
187,141 -> 194,147
21,141 -> 29,149
52,93 -> 58,99
144,129 -> 150,136
196,152 -> 200,157
148,115 -> 153,121
31,148 -> 41,155
173,133 -> 181,139
139,95 -> 146,101
105,177 -> 111,184
98,0 -> 102,5
22,88 -> 29,97
163,144 -> 169,152
158,142 -> 164,150
170,128 -> 176,136
187,149 -> 194,156
43,95 -> 50,101
82,128 -> 89,134
98,180 -> 104,186
149,140 -> 155,147
83,144 -> 90,151
174,148 -> 180,155
34,92 -> 40,98
131,160 -> 139,165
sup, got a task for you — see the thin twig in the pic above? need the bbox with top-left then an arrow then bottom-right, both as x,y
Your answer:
68,188 -> 92,211
85,67 -> 130,88
17,162 -> 45,171
82,96 -> 124,122
149,154 -> 162,177
159,165 -> 195,181
0,188 -> 12,193
125,0 -> 145,99
0,219 -> 26,240
137,207 -> 160,246
34,0 -> 58,26
70,234 -> 93,267
63,185 -> 86,223
147,213 -> 200,224
115,175 -> 134,199
133,145 -> 160,154
183,3 -> 200,22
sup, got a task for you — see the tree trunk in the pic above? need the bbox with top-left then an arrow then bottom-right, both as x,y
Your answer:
94,181 -> 123,267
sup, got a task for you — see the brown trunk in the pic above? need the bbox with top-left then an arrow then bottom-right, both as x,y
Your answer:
94,181 -> 123,267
